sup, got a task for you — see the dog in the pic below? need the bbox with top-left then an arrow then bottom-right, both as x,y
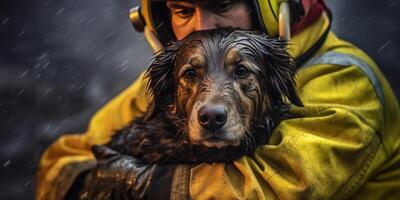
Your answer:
102,28 -> 302,164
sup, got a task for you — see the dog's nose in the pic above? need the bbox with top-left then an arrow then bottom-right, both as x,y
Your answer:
198,105 -> 227,131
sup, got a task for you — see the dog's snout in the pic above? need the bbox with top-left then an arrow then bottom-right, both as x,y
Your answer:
198,104 -> 227,131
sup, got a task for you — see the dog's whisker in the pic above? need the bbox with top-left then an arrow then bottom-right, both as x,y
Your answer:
239,126 -> 252,153
245,134 -> 254,153
242,134 -> 251,153
243,126 -> 257,152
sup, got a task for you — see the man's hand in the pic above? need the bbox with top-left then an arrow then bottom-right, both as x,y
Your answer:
79,145 -> 156,200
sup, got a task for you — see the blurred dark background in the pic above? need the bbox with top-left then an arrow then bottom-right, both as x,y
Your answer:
0,0 -> 398,199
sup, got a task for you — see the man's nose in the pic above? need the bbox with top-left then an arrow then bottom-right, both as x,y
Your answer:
194,9 -> 217,31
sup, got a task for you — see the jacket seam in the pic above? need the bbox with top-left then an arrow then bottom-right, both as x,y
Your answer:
332,134 -> 381,200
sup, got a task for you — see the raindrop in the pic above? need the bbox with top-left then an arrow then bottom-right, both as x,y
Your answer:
18,30 -> 26,37
339,16 -> 347,23
43,61 -> 51,69
17,89 -> 25,96
80,192 -> 88,199
121,60 -> 129,67
56,8 -> 65,15
3,160 -> 11,167
56,96 -> 64,104
19,70 -> 29,78
43,0 -> 50,7
88,17 -> 96,24
39,52 -> 48,60
2,18 -> 9,24
77,84 -> 85,90
80,16 -> 88,23
154,22 -> 164,31
43,125 -> 52,133
95,53 -> 104,60
25,181 -> 31,187
377,40 -> 391,54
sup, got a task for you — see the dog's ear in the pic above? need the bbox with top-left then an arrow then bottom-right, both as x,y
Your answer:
247,34 -> 303,107
144,41 -> 181,119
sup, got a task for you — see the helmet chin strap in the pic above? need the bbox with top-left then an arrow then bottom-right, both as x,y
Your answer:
144,27 -> 163,52
278,2 -> 291,41
130,6 -> 162,52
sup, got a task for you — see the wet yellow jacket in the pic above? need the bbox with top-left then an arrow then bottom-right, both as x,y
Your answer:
37,13 -> 400,200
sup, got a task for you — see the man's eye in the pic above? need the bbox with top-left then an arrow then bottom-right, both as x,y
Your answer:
234,65 -> 249,78
174,8 -> 194,18
183,68 -> 196,80
213,1 -> 234,12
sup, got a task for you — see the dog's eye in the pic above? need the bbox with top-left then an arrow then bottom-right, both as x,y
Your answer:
183,68 -> 196,80
234,65 -> 249,78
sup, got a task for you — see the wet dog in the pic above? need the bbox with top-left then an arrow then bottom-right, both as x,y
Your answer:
103,28 -> 302,164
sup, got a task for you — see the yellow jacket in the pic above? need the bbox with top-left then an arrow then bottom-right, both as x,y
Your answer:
36,13 -> 400,200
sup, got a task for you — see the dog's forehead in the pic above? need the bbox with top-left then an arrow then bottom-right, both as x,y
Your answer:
177,34 -> 255,63
172,29 -> 288,74
176,42 -> 206,65
225,47 -> 242,63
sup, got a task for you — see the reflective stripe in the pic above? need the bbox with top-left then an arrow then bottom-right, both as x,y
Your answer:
300,51 -> 385,109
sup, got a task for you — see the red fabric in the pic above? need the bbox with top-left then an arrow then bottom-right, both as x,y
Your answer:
291,0 -> 328,35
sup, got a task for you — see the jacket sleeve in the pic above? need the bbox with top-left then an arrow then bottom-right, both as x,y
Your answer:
187,62 -> 388,200
36,73 -> 151,200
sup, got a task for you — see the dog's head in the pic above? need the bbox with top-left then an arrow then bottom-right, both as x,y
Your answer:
145,28 -> 301,148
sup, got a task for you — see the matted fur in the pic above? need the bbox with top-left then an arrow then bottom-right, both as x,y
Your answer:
103,28 -> 302,164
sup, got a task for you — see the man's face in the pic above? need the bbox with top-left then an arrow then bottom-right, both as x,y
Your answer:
166,0 -> 253,40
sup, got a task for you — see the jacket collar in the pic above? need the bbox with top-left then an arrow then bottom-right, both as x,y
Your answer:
288,12 -> 330,61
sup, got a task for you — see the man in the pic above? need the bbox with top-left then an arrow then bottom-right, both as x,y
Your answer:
37,0 -> 400,199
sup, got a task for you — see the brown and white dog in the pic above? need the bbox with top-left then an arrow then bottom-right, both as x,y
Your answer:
104,28 -> 302,164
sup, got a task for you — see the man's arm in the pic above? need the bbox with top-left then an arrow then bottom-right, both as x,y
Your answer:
36,53 -> 400,200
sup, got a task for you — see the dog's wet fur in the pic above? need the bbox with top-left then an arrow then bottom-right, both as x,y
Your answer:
103,28 -> 302,164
